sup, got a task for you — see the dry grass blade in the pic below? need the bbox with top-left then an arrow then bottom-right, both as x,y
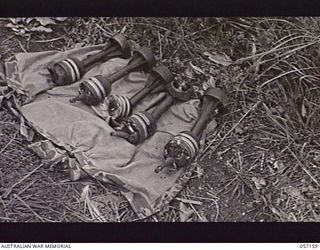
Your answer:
175,197 -> 203,206
80,185 -> 107,222
287,147 -> 320,187
13,194 -> 46,222
260,67 -> 320,88
0,132 -> 17,154
31,36 -> 65,43
235,35 -> 317,64
2,163 -> 44,199
261,103 -> 290,137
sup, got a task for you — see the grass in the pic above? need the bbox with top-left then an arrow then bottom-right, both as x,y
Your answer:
1,17 -> 320,222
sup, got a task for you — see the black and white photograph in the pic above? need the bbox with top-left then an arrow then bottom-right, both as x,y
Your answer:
1,17 -> 320,229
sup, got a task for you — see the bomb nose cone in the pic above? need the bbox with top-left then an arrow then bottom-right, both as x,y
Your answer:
155,158 -> 175,173
69,93 -> 84,103
111,130 -> 131,140
49,64 -> 67,85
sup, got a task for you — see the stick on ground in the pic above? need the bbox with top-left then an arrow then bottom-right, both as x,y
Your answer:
1,163 -> 44,199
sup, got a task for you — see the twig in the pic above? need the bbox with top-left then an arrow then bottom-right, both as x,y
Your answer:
175,197 -> 203,206
2,163 -> 43,198
30,36 -> 65,43
17,179 -> 37,196
0,217 -> 15,221
185,24 -> 218,38
0,195 -> 9,219
95,23 -> 114,37
1,34 -> 15,44
158,31 -> 163,61
211,199 -> 220,222
16,39 -> 26,52
13,194 -> 46,222
0,132 -> 17,155
188,202 -> 208,222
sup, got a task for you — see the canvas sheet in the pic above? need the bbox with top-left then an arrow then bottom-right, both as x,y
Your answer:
0,45 -> 201,218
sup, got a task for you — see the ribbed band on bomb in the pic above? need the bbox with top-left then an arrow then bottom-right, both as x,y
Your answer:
128,111 -> 154,142
57,58 -> 83,83
166,132 -> 200,160
81,76 -> 108,103
109,95 -> 132,119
